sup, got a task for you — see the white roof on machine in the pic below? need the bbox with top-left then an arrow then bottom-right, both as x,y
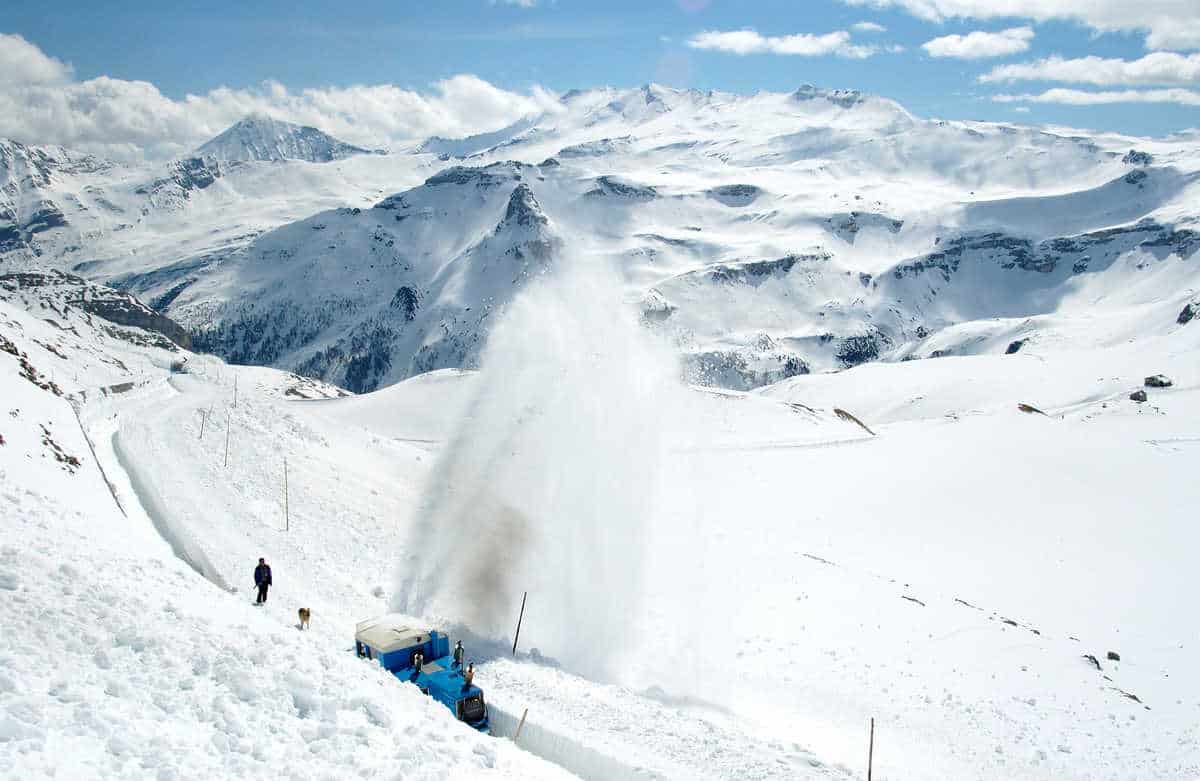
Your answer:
355,614 -> 431,654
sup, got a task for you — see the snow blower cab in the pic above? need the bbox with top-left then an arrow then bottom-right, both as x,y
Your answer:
354,615 -> 489,731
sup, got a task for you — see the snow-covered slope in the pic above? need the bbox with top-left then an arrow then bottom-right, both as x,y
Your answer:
5,262 -> 1198,778
196,115 -> 383,163
0,280 -> 571,780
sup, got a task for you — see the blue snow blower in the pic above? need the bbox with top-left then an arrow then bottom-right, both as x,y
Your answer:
354,615 -> 489,731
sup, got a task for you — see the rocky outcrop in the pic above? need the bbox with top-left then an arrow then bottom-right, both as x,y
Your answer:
557,137 -> 633,159
584,175 -> 657,201
826,211 -> 903,243
1144,374 -> 1172,388
702,252 -> 831,285
0,270 -> 191,349
892,221 -> 1200,284
500,183 -> 549,230
1129,389 -> 1148,403
1180,302 -> 1198,325
684,336 -> 809,391
706,184 -> 762,207
136,157 -> 222,202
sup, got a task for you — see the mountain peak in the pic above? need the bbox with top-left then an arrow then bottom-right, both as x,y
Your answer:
196,116 -> 379,163
499,182 -> 549,231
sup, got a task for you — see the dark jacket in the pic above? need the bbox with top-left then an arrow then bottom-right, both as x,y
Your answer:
254,563 -> 272,587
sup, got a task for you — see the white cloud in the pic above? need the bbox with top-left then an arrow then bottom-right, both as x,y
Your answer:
922,26 -> 1034,58
852,22 -> 887,33
981,52 -> 1200,86
993,87 -> 1200,105
840,0 -> 1200,50
493,0 -> 539,6
1012,106 -> 1031,112
687,29 -> 877,58
0,33 -> 72,85
0,38 -> 562,163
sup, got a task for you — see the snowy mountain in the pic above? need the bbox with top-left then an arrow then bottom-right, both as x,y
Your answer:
195,115 -> 382,163
1,84 -> 1198,394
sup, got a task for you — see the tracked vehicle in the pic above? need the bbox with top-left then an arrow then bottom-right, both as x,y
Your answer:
354,615 -> 489,731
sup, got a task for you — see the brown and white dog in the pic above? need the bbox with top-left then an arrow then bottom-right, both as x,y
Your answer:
298,607 -> 311,630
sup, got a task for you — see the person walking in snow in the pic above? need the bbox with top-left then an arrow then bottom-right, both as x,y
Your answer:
254,557 -> 272,604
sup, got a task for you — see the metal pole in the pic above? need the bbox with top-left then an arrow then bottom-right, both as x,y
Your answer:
198,409 -> 207,439
284,458 -> 289,532
512,591 -> 527,656
223,415 -> 230,467
868,718 -> 875,781
514,708 -> 529,741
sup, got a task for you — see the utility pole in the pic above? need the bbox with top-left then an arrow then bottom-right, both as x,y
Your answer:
515,708 -> 529,741
867,718 -> 875,781
283,458 -> 290,532
512,591 -> 527,656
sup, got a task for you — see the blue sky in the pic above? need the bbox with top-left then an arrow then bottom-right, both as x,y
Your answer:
2,0 -> 1198,158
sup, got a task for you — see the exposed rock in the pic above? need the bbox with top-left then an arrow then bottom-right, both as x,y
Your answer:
421,161 -> 528,190
1006,339 -> 1026,355
1017,403 -> 1047,415
1144,374 -> 1172,388
1083,654 -> 1102,671
684,341 -> 809,391
1107,651 -> 1121,662
704,252 -> 831,285
1129,389 -> 1148,403
136,157 -> 222,202
706,184 -> 762,207
500,183 -> 549,230
1178,302 -> 1197,325
558,137 -> 633,159
1124,169 -> 1148,187
1122,150 -> 1153,166
584,175 -> 657,201
0,270 -> 191,349
826,211 -> 904,243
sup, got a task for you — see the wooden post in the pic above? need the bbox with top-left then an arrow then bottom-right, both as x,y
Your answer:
868,717 -> 875,781
283,458 -> 289,532
223,415 -> 230,468
198,409 -> 207,440
514,708 -> 529,741
512,591 -> 527,656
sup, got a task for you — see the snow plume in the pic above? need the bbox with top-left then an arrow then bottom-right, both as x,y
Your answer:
394,256 -> 683,679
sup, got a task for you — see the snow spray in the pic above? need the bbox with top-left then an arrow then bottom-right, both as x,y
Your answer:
395,255 -> 683,679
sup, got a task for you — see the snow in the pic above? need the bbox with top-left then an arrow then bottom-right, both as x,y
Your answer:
2,82 -> 1200,780
0,299 -> 570,780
